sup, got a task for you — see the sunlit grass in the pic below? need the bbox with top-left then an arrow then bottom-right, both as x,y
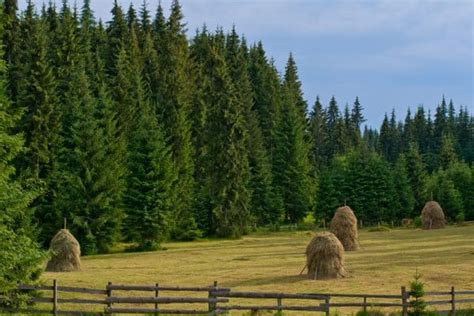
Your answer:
41,224 -> 474,314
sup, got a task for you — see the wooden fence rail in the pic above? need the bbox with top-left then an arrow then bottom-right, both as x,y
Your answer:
1,280 -> 473,315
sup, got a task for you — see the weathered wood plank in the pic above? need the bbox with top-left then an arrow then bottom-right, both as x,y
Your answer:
19,284 -> 54,291
217,305 -> 326,311
30,297 -> 54,303
57,298 -> 107,304
107,284 -> 230,292
330,302 -> 404,307
105,307 -> 212,314
57,286 -> 107,295
213,291 -> 328,299
302,293 -> 401,299
106,296 -> 228,304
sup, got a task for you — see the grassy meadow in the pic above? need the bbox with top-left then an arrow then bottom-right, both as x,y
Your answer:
41,224 -> 474,314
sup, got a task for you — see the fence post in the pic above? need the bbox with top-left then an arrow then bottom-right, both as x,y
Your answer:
363,295 -> 367,312
154,283 -> 159,315
277,297 -> 282,313
106,281 -> 112,313
401,286 -> 408,316
451,286 -> 456,315
208,281 -> 218,315
52,279 -> 58,316
325,296 -> 330,316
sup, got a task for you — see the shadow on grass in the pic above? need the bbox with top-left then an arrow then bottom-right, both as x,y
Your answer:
225,274 -> 307,287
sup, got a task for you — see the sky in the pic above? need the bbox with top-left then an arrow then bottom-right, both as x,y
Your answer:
19,0 -> 474,128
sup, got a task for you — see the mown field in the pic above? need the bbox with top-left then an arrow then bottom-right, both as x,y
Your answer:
41,224 -> 474,314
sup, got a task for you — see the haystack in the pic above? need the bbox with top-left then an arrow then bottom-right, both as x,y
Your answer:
421,201 -> 445,230
46,229 -> 81,272
305,232 -> 346,280
329,206 -> 359,251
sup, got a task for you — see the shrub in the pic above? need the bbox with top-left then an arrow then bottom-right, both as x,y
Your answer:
356,309 -> 385,316
413,216 -> 422,228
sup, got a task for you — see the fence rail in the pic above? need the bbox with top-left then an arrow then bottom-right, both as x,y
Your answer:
1,280 -> 473,315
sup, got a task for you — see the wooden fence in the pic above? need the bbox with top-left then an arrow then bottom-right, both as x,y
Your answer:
1,280 -> 473,315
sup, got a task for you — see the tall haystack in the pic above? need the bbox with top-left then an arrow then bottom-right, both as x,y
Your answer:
305,232 -> 346,280
330,206 -> 359,251
46,229 -> 81,272
421,201 -> 445,230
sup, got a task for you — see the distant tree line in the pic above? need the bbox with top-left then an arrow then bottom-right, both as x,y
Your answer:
1,0 -> 473,261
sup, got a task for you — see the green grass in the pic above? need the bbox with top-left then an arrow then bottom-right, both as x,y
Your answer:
40,224 -> 474,314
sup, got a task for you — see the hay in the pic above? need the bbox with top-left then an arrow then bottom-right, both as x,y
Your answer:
329,206 -> 359,251
421,201 -> 445,230
46,229 -> 81,272
305,232 -> 346,280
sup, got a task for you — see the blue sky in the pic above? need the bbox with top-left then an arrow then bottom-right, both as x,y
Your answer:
19,0 -> 473,128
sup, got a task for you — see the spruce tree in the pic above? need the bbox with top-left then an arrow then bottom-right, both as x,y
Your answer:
439,134 -> 458,170
225,28 -> 281,226
0,19 -> 45,297
55,61 -> 124,254
350,96 -> 364,145
124,105 -> 175,250
309,96 -> 327,169
273,55 -> 314,223
198,41 -> 251,237
405,143 -> 428,213
393,154 -> 415,219
156,0 -> 198,240
248,42 -> 283,157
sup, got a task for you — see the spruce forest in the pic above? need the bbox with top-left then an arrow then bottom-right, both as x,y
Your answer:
1,0 -> 473,265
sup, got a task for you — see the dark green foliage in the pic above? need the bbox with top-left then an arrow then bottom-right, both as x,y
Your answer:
393,154 -> 416,219
124,106 -> 175,250
55,64 -> 125,254
309,96 -> 327,169
13,12 -> 62,244
225,28 -> 282,226
197,41 -> 251,237
405,144 -> 428,213
0,18 -> 45,301
317,149 -> 399,224
273,55 -> 314,223
3,0 -> 474,256
156,0 -> 198,240
426,163 -> 468,221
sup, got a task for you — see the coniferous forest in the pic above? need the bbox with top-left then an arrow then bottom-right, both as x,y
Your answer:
0,0 -> 473,280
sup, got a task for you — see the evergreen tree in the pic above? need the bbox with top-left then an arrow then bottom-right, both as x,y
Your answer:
439,134 -> 458,170
405,143 -> 427,212
393,154 -> 415,219
12,4 -> 62,244
124,106 -> 175,250
105,0 -> 127,78
273,55 -> 314,223
199,42 -> 251,237
248,42 -> 282,151
350,96 -> 364,146
55,61 -> 124,254
434,96 -> 448,149
0,17 -> 45,298
156,0 -> 198,240
457,107 -> 473,163
426,169 -> 464,221
309,96 -> 327,169
225,28 -> 282,226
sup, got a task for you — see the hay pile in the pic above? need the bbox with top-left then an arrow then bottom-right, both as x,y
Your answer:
305,232 -> 346,280
421,201 -> 445,230
46,229 -> 81,272
329,206 -> 359,251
